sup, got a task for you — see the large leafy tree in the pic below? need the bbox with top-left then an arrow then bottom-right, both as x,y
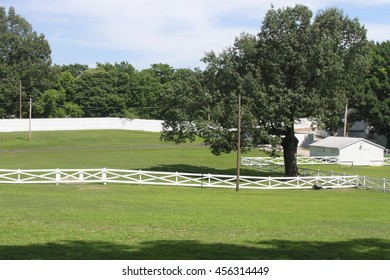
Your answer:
354,41 -> 390,147
256,5 -> 370,176
0,7 -> 51,118
161,5 -> 370,176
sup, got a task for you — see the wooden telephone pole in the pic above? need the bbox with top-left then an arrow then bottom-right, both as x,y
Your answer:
236,94 -> 241,192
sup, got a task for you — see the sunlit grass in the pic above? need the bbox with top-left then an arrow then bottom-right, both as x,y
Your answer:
0,184 -> 389,259
0,130 -> 389,260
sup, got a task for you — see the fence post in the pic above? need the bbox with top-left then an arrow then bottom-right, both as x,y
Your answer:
176,171 -> 179,186
56,168 -> 60,185
383,178 -> 386,193
17,169 -> 21,183
79,170 -> 84,182
102,168 -> 107,185
363,176 -> 366,190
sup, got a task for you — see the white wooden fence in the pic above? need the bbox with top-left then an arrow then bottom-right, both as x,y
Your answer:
358,176 -> 390,193
242,156 -> 340,167
0,168 -> 359,190
242,156 -> 390,166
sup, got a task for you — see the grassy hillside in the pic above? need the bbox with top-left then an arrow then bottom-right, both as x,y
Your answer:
0,130 -> 265,175
1,130 -> 389,179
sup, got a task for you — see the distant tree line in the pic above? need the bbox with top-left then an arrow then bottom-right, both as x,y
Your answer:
33,62 -> 179,119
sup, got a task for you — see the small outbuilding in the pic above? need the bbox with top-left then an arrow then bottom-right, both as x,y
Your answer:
309,137 -> 385,166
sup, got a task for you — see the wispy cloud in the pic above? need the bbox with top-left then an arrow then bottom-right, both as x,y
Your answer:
2,0 -> 389,68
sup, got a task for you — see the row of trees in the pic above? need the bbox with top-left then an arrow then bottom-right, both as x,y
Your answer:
1,6 -> 389,175
0,7 -> 181,120
33,62 -> 177,119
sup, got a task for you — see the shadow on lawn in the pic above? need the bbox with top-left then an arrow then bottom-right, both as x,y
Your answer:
149,164 -> 283,177
1,238 -> 389,260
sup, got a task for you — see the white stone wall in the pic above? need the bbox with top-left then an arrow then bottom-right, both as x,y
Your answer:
0,118 -> 164,133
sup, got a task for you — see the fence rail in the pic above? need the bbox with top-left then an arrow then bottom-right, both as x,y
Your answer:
358,176 -> 390,193
242,156 -> 390,166
242,156 -> 340,167
0,168 -> 359,190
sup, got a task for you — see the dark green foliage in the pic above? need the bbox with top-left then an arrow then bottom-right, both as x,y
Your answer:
0,7 -> 51,118
354,41 -> 390,147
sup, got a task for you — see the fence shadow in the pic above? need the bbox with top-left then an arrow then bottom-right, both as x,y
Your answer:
1,238 -> 389,260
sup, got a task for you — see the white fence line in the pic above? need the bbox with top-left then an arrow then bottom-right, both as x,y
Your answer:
242,156 -> 390,166
0,168 -> 359,190
358,176 -> 390,193
242,156 -> 340,167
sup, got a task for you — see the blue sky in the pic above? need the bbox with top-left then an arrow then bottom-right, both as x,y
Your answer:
2,0 -> 390,70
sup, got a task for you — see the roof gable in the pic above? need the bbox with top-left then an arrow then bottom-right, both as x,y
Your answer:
309,136 -> 385,150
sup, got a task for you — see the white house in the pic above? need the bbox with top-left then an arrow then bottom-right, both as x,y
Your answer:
309,136 -> 385,166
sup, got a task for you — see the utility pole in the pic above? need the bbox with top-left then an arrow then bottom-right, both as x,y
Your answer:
19,80 -> 22,119
29,97 -> 32,140
343,102 -> 348,137
236,93 -> 241,192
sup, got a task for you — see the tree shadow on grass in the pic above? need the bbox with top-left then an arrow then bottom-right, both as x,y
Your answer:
0,238 -> 389,260
149,164 -> 283,177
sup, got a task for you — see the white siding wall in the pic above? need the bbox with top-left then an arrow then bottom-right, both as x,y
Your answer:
310,140 -> 384,166
0,118 -> 163,133
339,142 -> 384,166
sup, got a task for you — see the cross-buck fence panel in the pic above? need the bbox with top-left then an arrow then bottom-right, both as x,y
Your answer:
242,156 -> 340,167
0,168 -> 359,190
242,156 -> 390,166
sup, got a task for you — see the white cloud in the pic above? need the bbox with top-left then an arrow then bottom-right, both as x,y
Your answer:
365,23 -> 390,42
6,0 -> 389,68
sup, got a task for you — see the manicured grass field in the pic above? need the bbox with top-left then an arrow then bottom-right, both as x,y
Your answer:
0,130 -> 261,175
1,184 -> 389,260
0,130 -> 389,259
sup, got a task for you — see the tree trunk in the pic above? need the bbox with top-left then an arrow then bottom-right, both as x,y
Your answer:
281,126 -> 299,177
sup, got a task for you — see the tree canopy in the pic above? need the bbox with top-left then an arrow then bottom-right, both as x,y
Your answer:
161,5 -> 371,176
0,7 -> 51,118
354,41 -> 390,147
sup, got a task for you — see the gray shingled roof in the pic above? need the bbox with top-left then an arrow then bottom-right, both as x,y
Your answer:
309,136 -> 385,150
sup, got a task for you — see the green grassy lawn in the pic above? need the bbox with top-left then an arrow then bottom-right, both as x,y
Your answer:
300,164 -> 390,180
1,184 -> 389,260
1,130 -> 389,260
1,130 -> 389,178
0,130 -> 269,176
